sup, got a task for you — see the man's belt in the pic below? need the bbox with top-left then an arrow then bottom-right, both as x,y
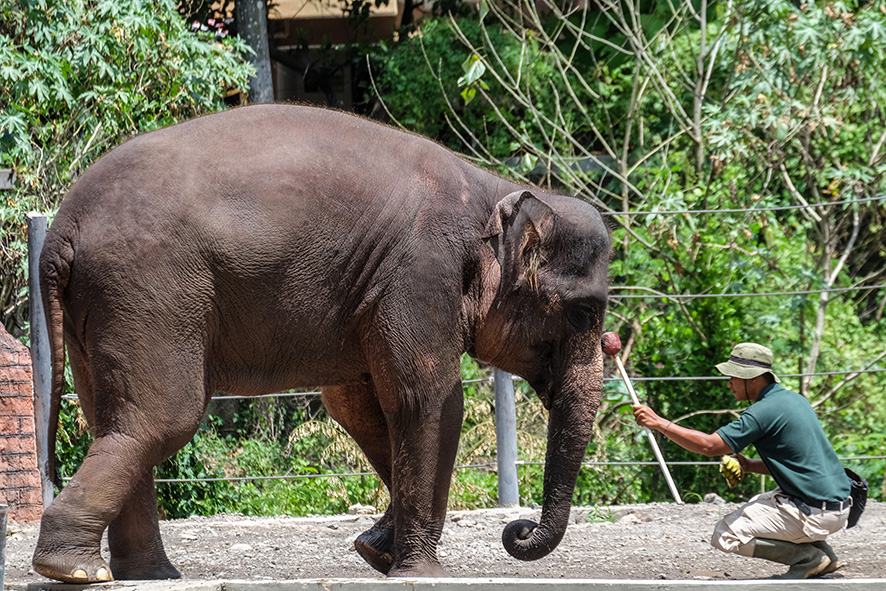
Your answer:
790,495 -> 852,516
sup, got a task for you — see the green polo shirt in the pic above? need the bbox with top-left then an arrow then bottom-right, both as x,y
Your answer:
716,383 -> 850,503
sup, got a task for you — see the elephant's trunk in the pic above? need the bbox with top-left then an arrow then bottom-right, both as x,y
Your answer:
501,345 -> 602,561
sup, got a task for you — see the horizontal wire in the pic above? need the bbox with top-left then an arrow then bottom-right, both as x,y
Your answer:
210,391 -> 321,400
611,367 -> 886,383
598,194 -> 886,216
610,284 -> 886,300
202,378 -> 498,401
77,456 -> 884,485
59,365 -> 886,402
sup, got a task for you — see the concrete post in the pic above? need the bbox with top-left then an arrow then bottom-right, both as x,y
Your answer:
493,369 -> 519,507
0,504 -> 6,589
27,213 -> 54,509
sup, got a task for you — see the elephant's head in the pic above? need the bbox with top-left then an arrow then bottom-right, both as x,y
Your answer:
475,190 -> 610,561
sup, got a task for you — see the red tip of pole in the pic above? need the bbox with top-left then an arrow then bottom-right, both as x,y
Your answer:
601,332 -> 622,356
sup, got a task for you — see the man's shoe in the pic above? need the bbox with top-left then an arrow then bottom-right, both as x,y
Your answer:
752,538 -> 831,579
812,540 -> 844,575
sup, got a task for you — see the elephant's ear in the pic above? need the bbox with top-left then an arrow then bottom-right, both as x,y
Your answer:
483,190 -> 554,291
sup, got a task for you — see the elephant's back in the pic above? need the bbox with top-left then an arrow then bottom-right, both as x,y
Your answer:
55,105 -> 493,287
50,105 -> 485,362
59,104 -> 477,238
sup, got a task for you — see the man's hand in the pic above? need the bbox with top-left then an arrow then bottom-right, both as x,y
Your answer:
719,455 -> 744,488
633,404 -> 733,457
633,404 -> 665,431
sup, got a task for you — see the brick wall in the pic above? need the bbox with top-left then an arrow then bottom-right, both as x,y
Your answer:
0,322 -> 43,521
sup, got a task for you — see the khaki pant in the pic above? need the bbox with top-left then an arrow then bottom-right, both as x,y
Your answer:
711,488 -> 850,557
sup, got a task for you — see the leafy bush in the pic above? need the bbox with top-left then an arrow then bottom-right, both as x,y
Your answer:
42,1 -> 886,517
0,0 -> 252,335
155,433 -> 238,519
370,17 -> 601,162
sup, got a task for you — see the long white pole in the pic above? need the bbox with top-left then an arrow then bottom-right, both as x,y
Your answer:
614,355 -> 684,504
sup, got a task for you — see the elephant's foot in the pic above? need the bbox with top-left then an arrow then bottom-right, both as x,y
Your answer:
32,549 -> 114,584
111,554 -> 182,580
388,560 -> 450,578
354,517 -> 395,574
33,507 -> 113,583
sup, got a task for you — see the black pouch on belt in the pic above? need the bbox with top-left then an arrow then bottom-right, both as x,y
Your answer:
845,467 -> 868,528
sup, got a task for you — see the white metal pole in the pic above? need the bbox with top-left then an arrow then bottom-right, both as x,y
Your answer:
494,369 -> 519,507
614,355 -> 683,504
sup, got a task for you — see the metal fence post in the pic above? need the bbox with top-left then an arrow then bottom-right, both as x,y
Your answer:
493,369 -> 519,506
27,213 -> 54,509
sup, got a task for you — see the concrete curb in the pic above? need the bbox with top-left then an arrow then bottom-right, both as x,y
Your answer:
8,578 -> 886,591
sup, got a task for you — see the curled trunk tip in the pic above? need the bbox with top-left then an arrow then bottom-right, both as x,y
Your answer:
501,518 -> 562,561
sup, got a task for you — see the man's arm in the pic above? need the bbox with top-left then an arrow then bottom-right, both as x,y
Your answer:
633,404 -> 733,456
735,453 -> 770,475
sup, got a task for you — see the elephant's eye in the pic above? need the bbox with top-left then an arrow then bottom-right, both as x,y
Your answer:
566,306 -> 593,333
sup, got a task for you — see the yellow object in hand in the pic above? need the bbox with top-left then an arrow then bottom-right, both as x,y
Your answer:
719,455 -> 743,489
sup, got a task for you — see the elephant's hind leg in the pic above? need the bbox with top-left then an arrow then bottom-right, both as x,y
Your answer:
32,433 -> 146,583
31,351 -> 112,584
33,340 -> 206,583
323,384 -> 395,574
108,472 -> 181,580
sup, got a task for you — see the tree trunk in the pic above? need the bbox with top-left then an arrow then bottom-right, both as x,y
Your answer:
236,0 -> 275,104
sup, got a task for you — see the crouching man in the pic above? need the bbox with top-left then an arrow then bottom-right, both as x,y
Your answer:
632,343 -> 850,579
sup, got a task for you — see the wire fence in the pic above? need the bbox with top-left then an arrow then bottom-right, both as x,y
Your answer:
127,360 -> 886,486
610,284 -> 886,300
59,363 -> 886,402
136,355 -> 885,486
33,203 -> 886,500
137,456 -> 886,484
597,194 -> 886,216
55,306 -> 885,489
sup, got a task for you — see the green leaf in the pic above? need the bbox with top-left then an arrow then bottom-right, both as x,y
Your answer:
457,53 -> 486,87
461,85 -> 477,105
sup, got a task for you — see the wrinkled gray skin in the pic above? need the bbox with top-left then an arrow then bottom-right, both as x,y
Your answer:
34,105 -> 610,583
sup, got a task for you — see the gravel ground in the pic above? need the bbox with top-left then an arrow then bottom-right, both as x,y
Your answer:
4,499 -> 884,583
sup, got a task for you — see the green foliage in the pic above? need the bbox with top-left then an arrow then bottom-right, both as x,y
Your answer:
54,400 -> 91,483
47,0 -> 886,518
155,433 -> 237,519
583,505 -> 614,523
370,17 -> 598,161
371,0 -> 886,507
154,421 -> 386,518
0,0 -> 252,335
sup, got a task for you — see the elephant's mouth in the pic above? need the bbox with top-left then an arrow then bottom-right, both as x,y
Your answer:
528,378 -> 553,411
527,342 -> 557,411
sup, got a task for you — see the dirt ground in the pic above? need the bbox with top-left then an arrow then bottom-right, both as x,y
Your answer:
4,499 -> 885,583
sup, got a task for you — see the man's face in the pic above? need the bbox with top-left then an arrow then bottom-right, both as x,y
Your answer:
727,376 -> 749,401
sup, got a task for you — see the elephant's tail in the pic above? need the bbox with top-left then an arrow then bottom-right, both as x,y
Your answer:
39,229 -> 75,490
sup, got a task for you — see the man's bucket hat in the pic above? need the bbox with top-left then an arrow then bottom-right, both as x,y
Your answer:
715,343 -> 780,382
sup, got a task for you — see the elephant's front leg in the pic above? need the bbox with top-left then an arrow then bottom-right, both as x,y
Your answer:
385,378 -> 464,577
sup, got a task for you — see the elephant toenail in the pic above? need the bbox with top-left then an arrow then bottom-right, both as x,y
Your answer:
72,569 -> 88,579
96,567 -> 112,580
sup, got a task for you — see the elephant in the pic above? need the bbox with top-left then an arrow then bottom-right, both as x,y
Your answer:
33,104 -> 611,583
